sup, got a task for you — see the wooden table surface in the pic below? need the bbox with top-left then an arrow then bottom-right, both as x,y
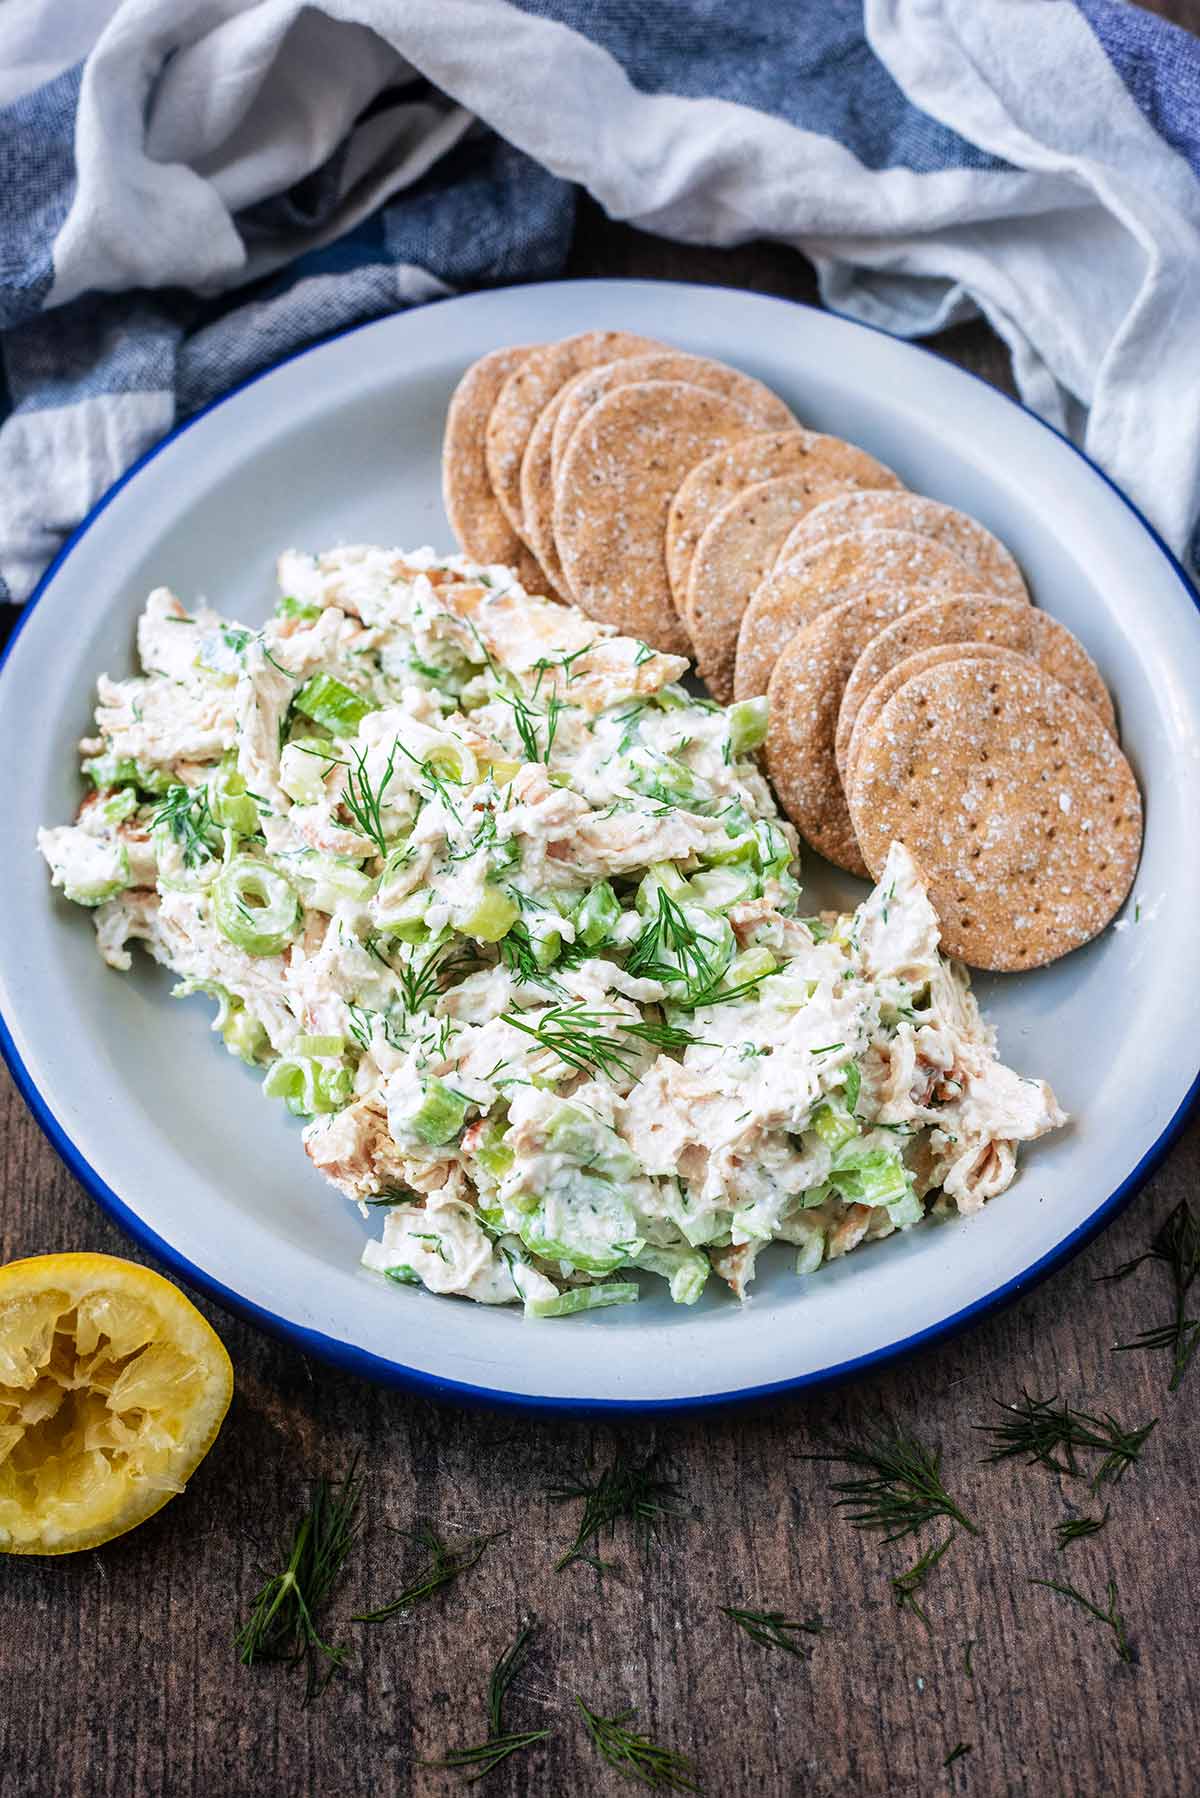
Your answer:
4,19 -> 1200,1792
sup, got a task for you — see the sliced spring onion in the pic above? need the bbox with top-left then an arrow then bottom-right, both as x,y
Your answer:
213,855 -> 300,956
263,1055 -> 353,1116
523,1282 -> 640,1319
294,1034 -> 345,1057
209,766 -> 259,836
403,1077 -> 470,1146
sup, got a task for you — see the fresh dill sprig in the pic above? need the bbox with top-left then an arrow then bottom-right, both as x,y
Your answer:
891,1532 -> 956,1629
625,889 -> 718,998
575,1697 -> 699,1793
352,1522 -> 496,1623
396,939 -> 480,1017
530,638 -> 596,694
721,1605 -> 824,1658
549,1449 -> 684,1573
150,783 -> 219,868
234,1456 -> 363,1703
423,1618 -> 549,1781
1029,1576 -> 1133,1662
944,1743 -> 972,1769
802,1418 -> 977,1543
339,743 -> 396,857
976,1391 -> 1155,1489
1054,1506 -> 1110,1550
502,1004 -> 640,1081
1102,1198 -> 1200,1391
496,687 -> 565,762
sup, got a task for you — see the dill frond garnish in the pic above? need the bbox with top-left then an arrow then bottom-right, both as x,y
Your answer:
495,687 -> 566,762
424,1618 -> 549,1780
720,1605 -> 824,1658
1029,1576 -> 1133,1662
339,743 -> 396,857
977,1392 -> 1155,1489
1102,1198 -> 1200,1391
234,1456 -> 363,1702
151,783 -> 219,868
944,1743 -> 972,1769
802,1419 -> 977,1543
891,1533 -> 955,1629
549,1449 -> 684,1573
575,1697 -> 700,1792
1054,1506 -> 1110,1550
501,1004 -> 641,1081
352,1522 -> 496,1622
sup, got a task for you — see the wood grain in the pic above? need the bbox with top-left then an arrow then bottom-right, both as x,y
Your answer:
4,15 -> 1200,1789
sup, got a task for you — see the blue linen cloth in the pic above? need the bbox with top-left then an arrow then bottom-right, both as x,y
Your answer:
2,0 -> 1199,604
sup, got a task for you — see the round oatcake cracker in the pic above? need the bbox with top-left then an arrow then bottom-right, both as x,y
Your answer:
442,346 -> 551,594
522,351 -> 795,606
844,642 -> 1037,795
734,529 -> 981,701
684,475 -> 829,703
666,431 -> 902,610
835,595 -> 1115,779
549,352 -> 795,484
776,491 -> 1030,603
554,381 -> 761,656
762,587 -> 946,876
485,331 -> 662,539
846,655 -> 1142,970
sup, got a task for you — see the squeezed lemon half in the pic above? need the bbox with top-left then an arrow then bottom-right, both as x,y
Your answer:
0,1252 -> 233,1555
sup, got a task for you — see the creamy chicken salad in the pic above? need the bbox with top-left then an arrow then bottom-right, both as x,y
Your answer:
38,547 -> 1066,1317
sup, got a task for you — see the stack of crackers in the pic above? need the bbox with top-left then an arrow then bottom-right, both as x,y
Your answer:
443,332 -> 1142,972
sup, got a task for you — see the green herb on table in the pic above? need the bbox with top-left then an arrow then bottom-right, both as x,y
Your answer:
977,1391 -> 1155,1489
963,1639 -> 975,1679
575,1696 -> 699,1792
549,1448 -> 684,1573
1101,1197 -> 1200,1391
1054,1506 -> 1111,1551
801,1418 -> 977,1542
352,1522 -> 496,1622
944,1743 -> 972,1769
234,1455 -> 363,1703
1029,1577 -> 1133,1663
891,1533 -> 955,1629
425,1619 -> 550,1780
720,1605 -> 824,1658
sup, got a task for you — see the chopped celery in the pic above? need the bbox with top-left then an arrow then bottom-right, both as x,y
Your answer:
479,756 -> 521,786
293,855 -> 376,915
843,1060 -> 862,1115
212,856 -> 300,956
83,752 -> 172,796
102,788 -> 139,824
726,695 -> 769,755
689,866 -> 759,912
794,1230 -> 826,1275
722,946 -> 777,988
279,740 -> 330,806
295,1034 -> 345,1057
623,748 -> 712,809
524,1283 -> 640,1319
544,1104 -> 640,1181
60,839 -> 130,907
403,1077 -> 470,1146
293,671 -> 377,736
209,765 -> 260,836
811,1102 -> 859,1153
574,880 -> 620,948
475,1117 -> 514,1180
829,1145 -> 914,1211
374,889 -> 431,943
460,883 -> 520,943
171,977 -> 267,1065
635,861 -> 690,914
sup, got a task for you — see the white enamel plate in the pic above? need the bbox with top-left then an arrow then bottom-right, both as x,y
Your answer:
2,281 -> 1199,1410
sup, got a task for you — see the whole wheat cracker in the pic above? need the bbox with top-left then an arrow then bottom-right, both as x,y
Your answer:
554,380 -> 761,656
777,490 -> 1030,603
735,528 -> 980,701
762,586 -> 949,876
844,641 -> 1036,795
522,350 -> 794,608
666,431 -> 902,610
441,346 -> 551,594
484,331 -> 662,540
684,475 -> 826,704
846,655 -> 1142,969
834,596 -> 1116,781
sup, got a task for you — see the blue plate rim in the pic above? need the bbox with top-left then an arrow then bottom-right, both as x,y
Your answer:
2,278 -> 1198,1415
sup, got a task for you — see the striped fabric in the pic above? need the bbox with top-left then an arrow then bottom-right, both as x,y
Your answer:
1,0 -> 1198,602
